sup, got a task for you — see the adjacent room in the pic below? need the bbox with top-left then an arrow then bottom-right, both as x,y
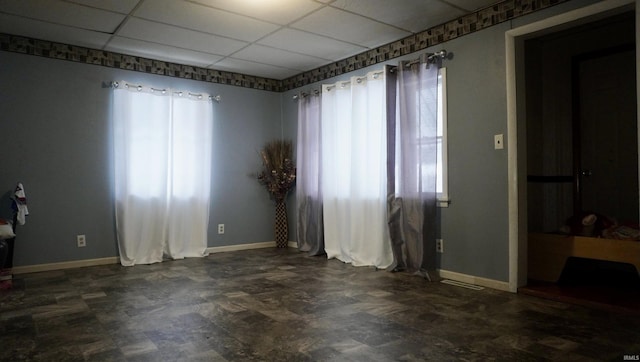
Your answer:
521,9 -> 640,311
1,0 -> 639,360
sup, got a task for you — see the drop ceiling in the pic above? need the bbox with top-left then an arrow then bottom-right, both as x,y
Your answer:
0,0 -> 497,80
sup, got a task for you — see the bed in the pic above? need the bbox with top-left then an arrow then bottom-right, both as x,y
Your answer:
528,233 -> 640,282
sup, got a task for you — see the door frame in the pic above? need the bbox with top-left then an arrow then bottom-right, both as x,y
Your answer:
505,0 -> 638,292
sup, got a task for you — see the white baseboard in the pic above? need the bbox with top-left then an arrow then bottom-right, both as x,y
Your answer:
438,269 -> 510,292
12,241 -> 298,275
12,257 -> 120,275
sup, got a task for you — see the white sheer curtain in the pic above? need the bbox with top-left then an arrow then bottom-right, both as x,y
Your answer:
113,82 -> 213,266
387,56 -> 440,278
321,71 -> 393,268
296,93 -> 324,255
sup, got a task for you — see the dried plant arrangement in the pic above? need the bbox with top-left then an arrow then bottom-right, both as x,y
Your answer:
257,140 -> 296,202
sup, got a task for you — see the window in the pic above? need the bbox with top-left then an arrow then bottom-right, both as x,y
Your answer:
415,67 -> 448,206
112,82 -> 213,265
320,71 -> 393,268
436,67 -> 449,206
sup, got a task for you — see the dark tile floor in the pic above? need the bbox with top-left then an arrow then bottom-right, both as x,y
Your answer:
1,248 -> 639,361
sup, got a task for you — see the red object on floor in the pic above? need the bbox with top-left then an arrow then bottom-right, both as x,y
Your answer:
0,280 -> 12,290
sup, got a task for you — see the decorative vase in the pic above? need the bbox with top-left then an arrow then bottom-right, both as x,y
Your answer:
275,200 -> 288,248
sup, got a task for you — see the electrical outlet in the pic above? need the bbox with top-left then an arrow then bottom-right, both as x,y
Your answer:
436,239 -> 444,253
77,234 -> 86,247
217,224 -> 225,234
494,134 -> 504,150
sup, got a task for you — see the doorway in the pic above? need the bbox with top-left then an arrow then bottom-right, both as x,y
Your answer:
574,44 -> 637,221
525,13 -> 637,235
505,0 -> 638,294
520,11 -> 639,311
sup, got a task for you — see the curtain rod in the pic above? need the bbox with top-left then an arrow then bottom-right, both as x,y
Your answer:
428,49 -> 448,62
389,49 -> 449,71
318,70 -> 385,94
292,89 -> 320,100
108,81 -> 221,102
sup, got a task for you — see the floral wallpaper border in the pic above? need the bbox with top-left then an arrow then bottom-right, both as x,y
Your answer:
0,0 -> 568,93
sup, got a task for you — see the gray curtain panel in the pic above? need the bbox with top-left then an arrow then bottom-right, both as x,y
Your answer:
296,93 -> 325,255
386,56 -> 439,279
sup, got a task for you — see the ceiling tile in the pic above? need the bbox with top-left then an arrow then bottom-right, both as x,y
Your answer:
0,0 -> 493,81
331,0 -> 466,33
232,44 -> 329,70
0,0 -> 126,33
117,18 -> 248,56
133,0 -> 278,42
446,0 -> 498,11
0,13 -> 111,48
191,0 -> 323,25
66,0 -> 141,14
291,7 -> 411,48
213,58 -> 299,79
106,37 -> 223,67
258,28 -> 367,61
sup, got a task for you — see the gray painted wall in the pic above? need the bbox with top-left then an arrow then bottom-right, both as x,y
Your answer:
280,23 -> 511,281
283,0 -> 614,283
0,0 -> 623,284
0,51 -> 281,266
437,23 -> 511,281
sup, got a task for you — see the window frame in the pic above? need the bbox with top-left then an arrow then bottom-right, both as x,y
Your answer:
437,67 -> 450,207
